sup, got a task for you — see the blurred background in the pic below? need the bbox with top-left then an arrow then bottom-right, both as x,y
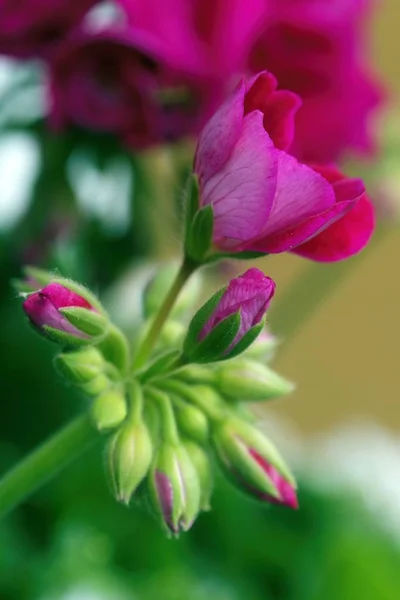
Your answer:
1,0 -> 400,599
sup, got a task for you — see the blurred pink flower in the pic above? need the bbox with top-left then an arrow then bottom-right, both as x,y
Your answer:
249,0 -> 383,162
0,0 -> 98,58
49,0 -> 269,145
194,72 -> 374,261
49,29 -> 219,146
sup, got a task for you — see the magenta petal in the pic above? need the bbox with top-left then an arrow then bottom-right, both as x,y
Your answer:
201,111 -> 277,248
249,150 -> 335,248
293,194 -> 375,262
200,268 -> 275,340
194,82 -> 245,184
261,90 -> 302,151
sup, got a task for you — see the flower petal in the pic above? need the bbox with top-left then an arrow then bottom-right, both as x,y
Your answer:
201,111 -> 278,248
194,82 -> 245,184
245,72 -> 302,150
249,150 -> 335,251
293,194 -> 375,262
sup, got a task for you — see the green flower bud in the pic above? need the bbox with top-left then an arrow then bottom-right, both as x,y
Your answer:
159,321 -> 186,347
184,440 -> 213,511
212,417 -> 297,509
173,397 -> 209,444
106,419 -> 153,505
147,442 -> 200,535
215,359 -> 294,401
90,389 -> 127,431
54,347 -> 105,385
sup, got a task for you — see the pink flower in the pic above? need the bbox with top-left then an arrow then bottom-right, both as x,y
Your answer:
23,282 -> 95,339
249,0 -> 383,162
200,268 -> 275,348
0,0 -> 97,59
49,28 -> 219,146
194,72 -> 374,261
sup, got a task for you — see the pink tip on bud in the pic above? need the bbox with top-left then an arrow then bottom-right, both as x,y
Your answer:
248,449 -> 298,509
23,282 -> 94,338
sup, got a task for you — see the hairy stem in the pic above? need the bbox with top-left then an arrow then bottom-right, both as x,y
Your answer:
133,259 -> 196,370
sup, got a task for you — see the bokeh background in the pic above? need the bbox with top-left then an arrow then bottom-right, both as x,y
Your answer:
1,1 -> 400,599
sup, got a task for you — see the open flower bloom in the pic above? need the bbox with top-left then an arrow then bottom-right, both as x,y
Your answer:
0,0 -> 97,58
23,282 -> 96,338
194,71 -> 375,262
249,0 -> 383,163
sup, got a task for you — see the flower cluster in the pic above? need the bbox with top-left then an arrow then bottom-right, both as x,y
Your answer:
0,0 -> 382,160
20,267 -> 297,535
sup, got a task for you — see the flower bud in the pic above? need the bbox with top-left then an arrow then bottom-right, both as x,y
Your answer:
212,418 -> 297,508
54,347 -> 105,384
183,269 -> 275,363
184,440 -> 213,512
106,420 -> 153,505
147,443 -> 200,535
22,281 -> 108,346
215,359 -> 294,401
14,266 -> 54,294
90,389 -> 127,431
173,397 -> 209,444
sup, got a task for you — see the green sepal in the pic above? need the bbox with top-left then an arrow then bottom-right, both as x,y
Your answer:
13,266 -> 54,293
183,440 -> 213,511
139,349 -> 181,383
226,251 -> 267,260
184,174 -> 200,247
183,287 -> 225,356
185,204 -> 214,263
188,312 -> 241,363
223,318 -> 265,361
60,307 -> 109,338
41,324 -> 92,347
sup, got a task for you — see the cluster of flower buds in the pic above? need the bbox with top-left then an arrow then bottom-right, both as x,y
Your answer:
18,264 -> 297,536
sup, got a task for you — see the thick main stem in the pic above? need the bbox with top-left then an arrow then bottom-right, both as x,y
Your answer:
133,259 -> 195,370
0,414 -> 99,520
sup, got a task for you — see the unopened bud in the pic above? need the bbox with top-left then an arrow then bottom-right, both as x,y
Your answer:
215,359 -> 294,401
147,443 -> 200,535
22,280 -> 108,346
55,347 -> 105,385
212,417 -> 297,509
244,329 -> 279,362
173,397 -> 209,444
106,420 -> 153,505
90,389 -> 127,431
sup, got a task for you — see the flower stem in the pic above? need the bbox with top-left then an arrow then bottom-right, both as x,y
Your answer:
133,258 -> 196,370
0,414 -> 99,520
269,229 -> 386,339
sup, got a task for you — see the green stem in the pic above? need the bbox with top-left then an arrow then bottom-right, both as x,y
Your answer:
269,228 -> 387,339
133,258 -> 196,370
0,415 -> 99,520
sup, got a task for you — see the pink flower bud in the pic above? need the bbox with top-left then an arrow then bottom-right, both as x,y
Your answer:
200,268 -> 275,349
212,418 -> 298,509
23,282 -> 95,339
194,71 -> 374,262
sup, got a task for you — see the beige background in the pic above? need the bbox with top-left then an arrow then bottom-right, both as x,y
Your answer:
259,0 -> 400,432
